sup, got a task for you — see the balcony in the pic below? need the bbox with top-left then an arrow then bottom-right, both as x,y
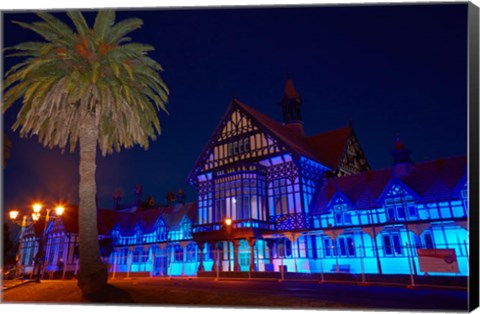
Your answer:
193,219 -> 274,233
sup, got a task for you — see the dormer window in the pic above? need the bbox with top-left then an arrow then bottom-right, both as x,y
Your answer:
384,184 -> 417,221
111,229 -> 120,244
330,197 -> 352,226
334,203 -> 351,225
182,218 -> 191,239
136,229 -> 143,244
156,220 -> 166,242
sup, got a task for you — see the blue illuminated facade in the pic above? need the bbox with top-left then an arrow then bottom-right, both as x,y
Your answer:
18,79 -> 469,279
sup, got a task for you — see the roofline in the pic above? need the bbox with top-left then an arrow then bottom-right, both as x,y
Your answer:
185,99 -> 238,185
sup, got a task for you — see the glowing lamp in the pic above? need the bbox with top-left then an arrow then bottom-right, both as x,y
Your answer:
225,218 -> 232,226
55,206 -> 65,216
32,213 -> 40,221
33,203 -> 42,213
9,210 -> 19,220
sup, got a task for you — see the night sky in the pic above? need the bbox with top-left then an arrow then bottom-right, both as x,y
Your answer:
2,4 -> 468,213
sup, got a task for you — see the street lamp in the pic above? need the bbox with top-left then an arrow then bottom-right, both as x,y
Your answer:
9,203 -> 65,283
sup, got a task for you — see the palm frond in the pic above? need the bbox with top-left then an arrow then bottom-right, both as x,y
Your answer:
93,10 -> 115,41
104,18 -> 143,44
67,11 -> 90,37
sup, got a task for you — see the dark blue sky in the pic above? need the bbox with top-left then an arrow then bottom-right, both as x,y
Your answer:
3,4 -> 468,212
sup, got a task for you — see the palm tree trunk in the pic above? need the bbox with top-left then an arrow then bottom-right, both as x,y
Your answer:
77,112 -> 108,295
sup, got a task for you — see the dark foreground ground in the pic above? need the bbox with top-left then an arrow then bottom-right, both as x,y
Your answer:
1,278 -> 468,311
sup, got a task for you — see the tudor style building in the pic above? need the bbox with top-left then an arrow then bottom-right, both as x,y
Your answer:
187,78 -> 371,272
16,78 -> 469,279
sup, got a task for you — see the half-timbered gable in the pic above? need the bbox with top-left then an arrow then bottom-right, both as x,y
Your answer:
337,130 -> 371,176
189,100 -> 295,180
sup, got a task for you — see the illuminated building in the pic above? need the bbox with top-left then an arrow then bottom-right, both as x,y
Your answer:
17,78 -> 468,279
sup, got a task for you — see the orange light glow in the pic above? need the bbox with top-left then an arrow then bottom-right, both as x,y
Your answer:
9,210 -> 19,220
55,206 -> 65,216
32,203 -> 42,213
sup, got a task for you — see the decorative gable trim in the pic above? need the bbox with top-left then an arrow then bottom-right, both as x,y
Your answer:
377,178 -> 420,203
327,191 -> 353,209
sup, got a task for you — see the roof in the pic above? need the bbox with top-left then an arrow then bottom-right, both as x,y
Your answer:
311,155 -> 467,214
187,88 -> 367,182
187,98 -> 355,182
306,127 -> 352,170
53,202 -> 198,237
20,202 -> 198,239
235,99 -> 355,169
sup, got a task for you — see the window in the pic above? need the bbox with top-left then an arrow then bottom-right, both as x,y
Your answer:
186,244 -> 196,262
323,238 -> 333,257
174,246 -> 184,262
133,247 -> 142,263
112,229 -> 120,244
198,180 -> 214,224
302,177 -> 316,212
269,178 -> 301,216
322,235 -> 356,257
182,219 -> 192,239
383,233 -> 403,256
121,248 -> 128,264
276,239 -> 292,258
156,222 -> 166,241
332,200 -> 352,226
423,233 -> 434,249
215,172 -> 266,222
136,229 -> 143,244
204,242 -> 214,261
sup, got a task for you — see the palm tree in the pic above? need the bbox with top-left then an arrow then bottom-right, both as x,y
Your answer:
3,11 -> 169,295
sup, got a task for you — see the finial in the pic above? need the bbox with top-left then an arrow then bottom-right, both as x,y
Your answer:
284,76 -> 299,98
394,133 -> 405,150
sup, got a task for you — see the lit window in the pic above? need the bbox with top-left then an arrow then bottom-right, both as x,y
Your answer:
383,233 -> 403,256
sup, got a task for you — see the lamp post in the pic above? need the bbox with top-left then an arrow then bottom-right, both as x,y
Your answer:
219,217 -> 233,280
9,203 -> 65,283
8,210 -> 28,278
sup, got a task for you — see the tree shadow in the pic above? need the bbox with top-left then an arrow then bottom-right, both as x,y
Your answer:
82,284 -> 134,304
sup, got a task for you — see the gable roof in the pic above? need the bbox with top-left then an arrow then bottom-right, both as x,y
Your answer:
305,127 -> 352,169
187,98 -> 356,182
311,155 -> 467,214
